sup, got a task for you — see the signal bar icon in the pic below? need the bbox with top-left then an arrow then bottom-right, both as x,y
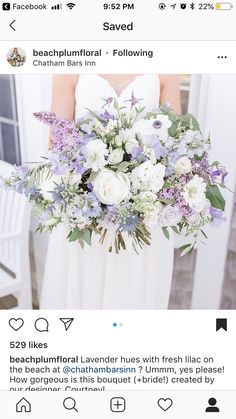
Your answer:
66,2 -> 76,9
51,3 -> 62,9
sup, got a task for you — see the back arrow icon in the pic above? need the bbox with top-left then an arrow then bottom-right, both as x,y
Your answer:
10,20 -> 16,31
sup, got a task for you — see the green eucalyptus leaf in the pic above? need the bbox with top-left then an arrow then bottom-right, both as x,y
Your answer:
85,108 -> 103,123
68,228 -> 82,242
179,243 -> 193,257
81,229 -> 92,246
163,181 -> 174,189
206,185 -> 226,210
86,171 -> 98,183
201,229 -> 208,239
116,161 -> 130,173
159,198 -> 176,205
171,226 -> 180,235
162,227 -> 170,240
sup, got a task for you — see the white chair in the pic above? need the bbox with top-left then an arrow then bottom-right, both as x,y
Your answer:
0,160 -> 32,308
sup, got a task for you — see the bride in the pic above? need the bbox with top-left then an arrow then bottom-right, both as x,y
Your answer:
40,74 -> 181,309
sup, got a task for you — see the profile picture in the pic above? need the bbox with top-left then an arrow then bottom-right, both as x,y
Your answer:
7,47 -> 26,67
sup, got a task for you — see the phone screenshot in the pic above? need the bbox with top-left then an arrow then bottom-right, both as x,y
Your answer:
0,1 -> 235,417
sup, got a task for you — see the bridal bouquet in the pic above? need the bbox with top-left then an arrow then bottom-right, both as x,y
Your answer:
1,93 -> 228,255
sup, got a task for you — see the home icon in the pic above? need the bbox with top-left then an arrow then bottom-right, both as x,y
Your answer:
16,397 -> 31,413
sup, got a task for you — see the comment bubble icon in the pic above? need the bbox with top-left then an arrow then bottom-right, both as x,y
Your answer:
34,318 -> 49,332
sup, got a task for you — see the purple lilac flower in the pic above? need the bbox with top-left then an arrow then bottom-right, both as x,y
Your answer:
52,125 -> 85,152
161,188 -> 177,199
192,156 -> 214,179
177,197 -> 194,217
34,111 -> 58,126
160,188 -> 194,218
34,112 -> 87,152
124,91 -> 143,109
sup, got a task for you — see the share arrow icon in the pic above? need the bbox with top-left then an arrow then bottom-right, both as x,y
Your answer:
59,318 -> 74,331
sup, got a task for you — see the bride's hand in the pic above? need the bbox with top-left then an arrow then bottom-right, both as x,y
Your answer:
159,75 -> 181,114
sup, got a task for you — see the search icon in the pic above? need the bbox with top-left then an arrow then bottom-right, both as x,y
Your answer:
63,397 -> 78,412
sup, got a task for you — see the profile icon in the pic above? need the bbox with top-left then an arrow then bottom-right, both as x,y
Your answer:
205,398 -> 220,412
7,47 -> 26,67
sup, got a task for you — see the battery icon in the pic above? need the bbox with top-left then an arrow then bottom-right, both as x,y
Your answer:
216,2 -> 233,9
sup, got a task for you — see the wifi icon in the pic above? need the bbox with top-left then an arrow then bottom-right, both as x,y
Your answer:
67,2 -> 75,9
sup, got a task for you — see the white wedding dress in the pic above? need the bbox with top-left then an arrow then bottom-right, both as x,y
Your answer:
40,74 -> 174,309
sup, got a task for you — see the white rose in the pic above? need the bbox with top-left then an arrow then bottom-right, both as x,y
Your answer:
159,205 -> 182,227
149,163 -> 166,192
182,175 -> 207,212
83,139 -> 108,172
125,139 -> 139,154
175,156 -> 192,175
132,160 -> 153,182
108,149 -> 124,164
92,168 -> 130,205
144,212 -> 159,227
131,161 -> 165,193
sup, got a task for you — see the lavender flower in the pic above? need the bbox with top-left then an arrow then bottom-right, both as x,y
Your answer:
100,110 -> 115,122
210,206 -> 226,225
131,145 -> 144,160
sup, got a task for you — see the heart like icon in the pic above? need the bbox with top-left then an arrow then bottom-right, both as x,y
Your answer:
9,318 -> 24,331
157,398 -> 173,411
